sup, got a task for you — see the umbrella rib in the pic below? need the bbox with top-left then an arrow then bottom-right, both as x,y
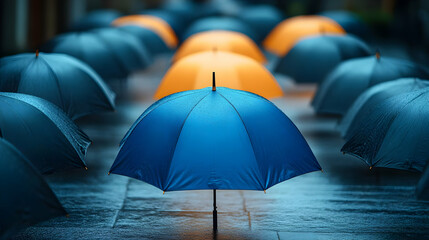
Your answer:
39,57 -> 67,111
217,92 -> 265,190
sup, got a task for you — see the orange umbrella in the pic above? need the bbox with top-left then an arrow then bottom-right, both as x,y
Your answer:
112,15 -> 178,48
154,51 -> 283,99
263,15 -> 345,56
173,30 -> 266,63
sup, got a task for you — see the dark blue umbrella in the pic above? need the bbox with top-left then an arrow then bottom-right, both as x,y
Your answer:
236,4 -> 284,40
416,164 -> 429,200
0,52 -> 115,120
320,11 -> 370,40
42,28 -> 151,80
274,34 -> 371,83
182,17 -> 258,43
0,93 -> 91,174
116,25 -> 170,55
109,77 -> 321,231
312,54 -> 429,115
0,138 -> 66,239
140,9 -> 186,38
338,78 -> 429,140
69,9 -> 121,31
341,88 -> 429,172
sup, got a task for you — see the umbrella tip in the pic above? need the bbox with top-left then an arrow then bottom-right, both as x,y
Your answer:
212,72 -> 216,91
108,172 -> 111,175
369,166 -> 373,170
263,190 -> 266,194
84,166 -> 88,170
375,49 -> 381,60
321,169 -> 324,173
66,214 -> 70,218
36,49 -> 39,58
163,191 -> 165,195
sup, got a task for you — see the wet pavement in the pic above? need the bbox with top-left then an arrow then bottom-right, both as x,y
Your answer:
12,55 -> 429,240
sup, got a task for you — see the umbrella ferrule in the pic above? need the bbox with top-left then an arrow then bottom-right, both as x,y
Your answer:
212,72 -> 216,91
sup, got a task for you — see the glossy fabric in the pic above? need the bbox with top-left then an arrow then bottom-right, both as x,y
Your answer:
0,139 -> 66,239
263,16 -> 345,56
110,87 -> 321,191
338,78 -> 429,140
0,52 -> 115,120
42,28 -> 151,80
0,93 -> 90,174
275,34 -> 370,83
69,9 -> 121,31
182,17 -> 258,43
312,56 -> 429,115
341,88 -> 429,172
173,30 -> 266,63
154,51 -> 283,99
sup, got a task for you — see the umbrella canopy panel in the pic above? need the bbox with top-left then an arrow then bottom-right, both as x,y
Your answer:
320,11 -> 371,40
0,52 -> 115,120
69,9 -> 121,31
275,34 -> 371,83
0,138 -> 66,239
416,165 -> 429,200
341,88 -> 429,172
312,56 -> 429,115
236,5 -> 284,40
0,93 -> 91,174
116,25 -> 170,55
154,51 -> 283,99
110,87 -> 321,191
173,30 -> 266,63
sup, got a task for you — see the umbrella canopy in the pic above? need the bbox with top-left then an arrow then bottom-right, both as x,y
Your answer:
182,17 -> 258,43
341,88 -> 429,172
116,25 -> 170,55
154,51 -> 283,99
338,78 -> 429,140
140,9 -> 187,39
0,138 -> 66,239
0,52 -> 115,120
69,9 -> 121,31
263,15 -> 346,56
110,86 -> 321,191
42,28 -> 151,80
112,15 -> 178,48
0,92 -> 91,174
274,34 -> 371,83
416,165 -> 429,200
173,30 -> 266,63
236,4 -> 284,40
312,55 -> 429,115
320,11 -> 370,40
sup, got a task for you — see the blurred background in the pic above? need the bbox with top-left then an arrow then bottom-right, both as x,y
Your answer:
1,0 -> 429,65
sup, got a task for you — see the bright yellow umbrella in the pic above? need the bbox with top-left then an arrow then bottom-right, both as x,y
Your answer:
173,30 -> 266,63
112,15 -> 178,48
263,15 -> 345,56
154,51 -> 283,99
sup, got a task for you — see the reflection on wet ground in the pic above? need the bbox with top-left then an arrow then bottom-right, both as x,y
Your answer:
13,56 -> 429,240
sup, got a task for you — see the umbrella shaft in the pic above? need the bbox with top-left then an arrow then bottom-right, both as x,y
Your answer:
213,189 -> 218,232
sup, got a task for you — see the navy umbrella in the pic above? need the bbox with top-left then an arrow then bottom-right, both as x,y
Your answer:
416,165 -> 429,200
236,4 -> 284,40
338,78 -> 429,140
0,93 -> 91,174
312,54 -> 429,115
341,88 -> 429,172
320,11 -> 370,40
109,76 -> 321,231
0,52 -> 115,120
182,17 -> 258,43
141,9 -> 186,38
42,28 -> 151,80
275,34 -> 371,83
116,25 -> 170,55
69,9 -> 121,31
0,138 -> 66,239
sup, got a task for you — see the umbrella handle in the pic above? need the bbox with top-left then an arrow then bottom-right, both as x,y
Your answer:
213,189 -> 218,233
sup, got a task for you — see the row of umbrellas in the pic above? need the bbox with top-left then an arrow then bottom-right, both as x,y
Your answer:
2,2 -> 428,237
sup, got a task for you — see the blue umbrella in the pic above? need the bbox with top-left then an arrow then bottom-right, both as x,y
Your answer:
0,52 -> 115,120
69,9 -> 121,31
312,54 -> 429,115
116,25 -> 170,55
140,9 -> 186,38
42,28 -> 151,80
109,75 -> 321,231
182,17 -> 258,43
275,34 -> 371,83
236,4 -> 284,40
338,78 -> 429,140
341,88 -> 429,172
0,138 -> 66,239
0,93 -> 91,174
416,164 -> 429,200
320,10 -> 370,40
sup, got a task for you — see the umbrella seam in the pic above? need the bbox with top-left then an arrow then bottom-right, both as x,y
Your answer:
39,56 -> 67,111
